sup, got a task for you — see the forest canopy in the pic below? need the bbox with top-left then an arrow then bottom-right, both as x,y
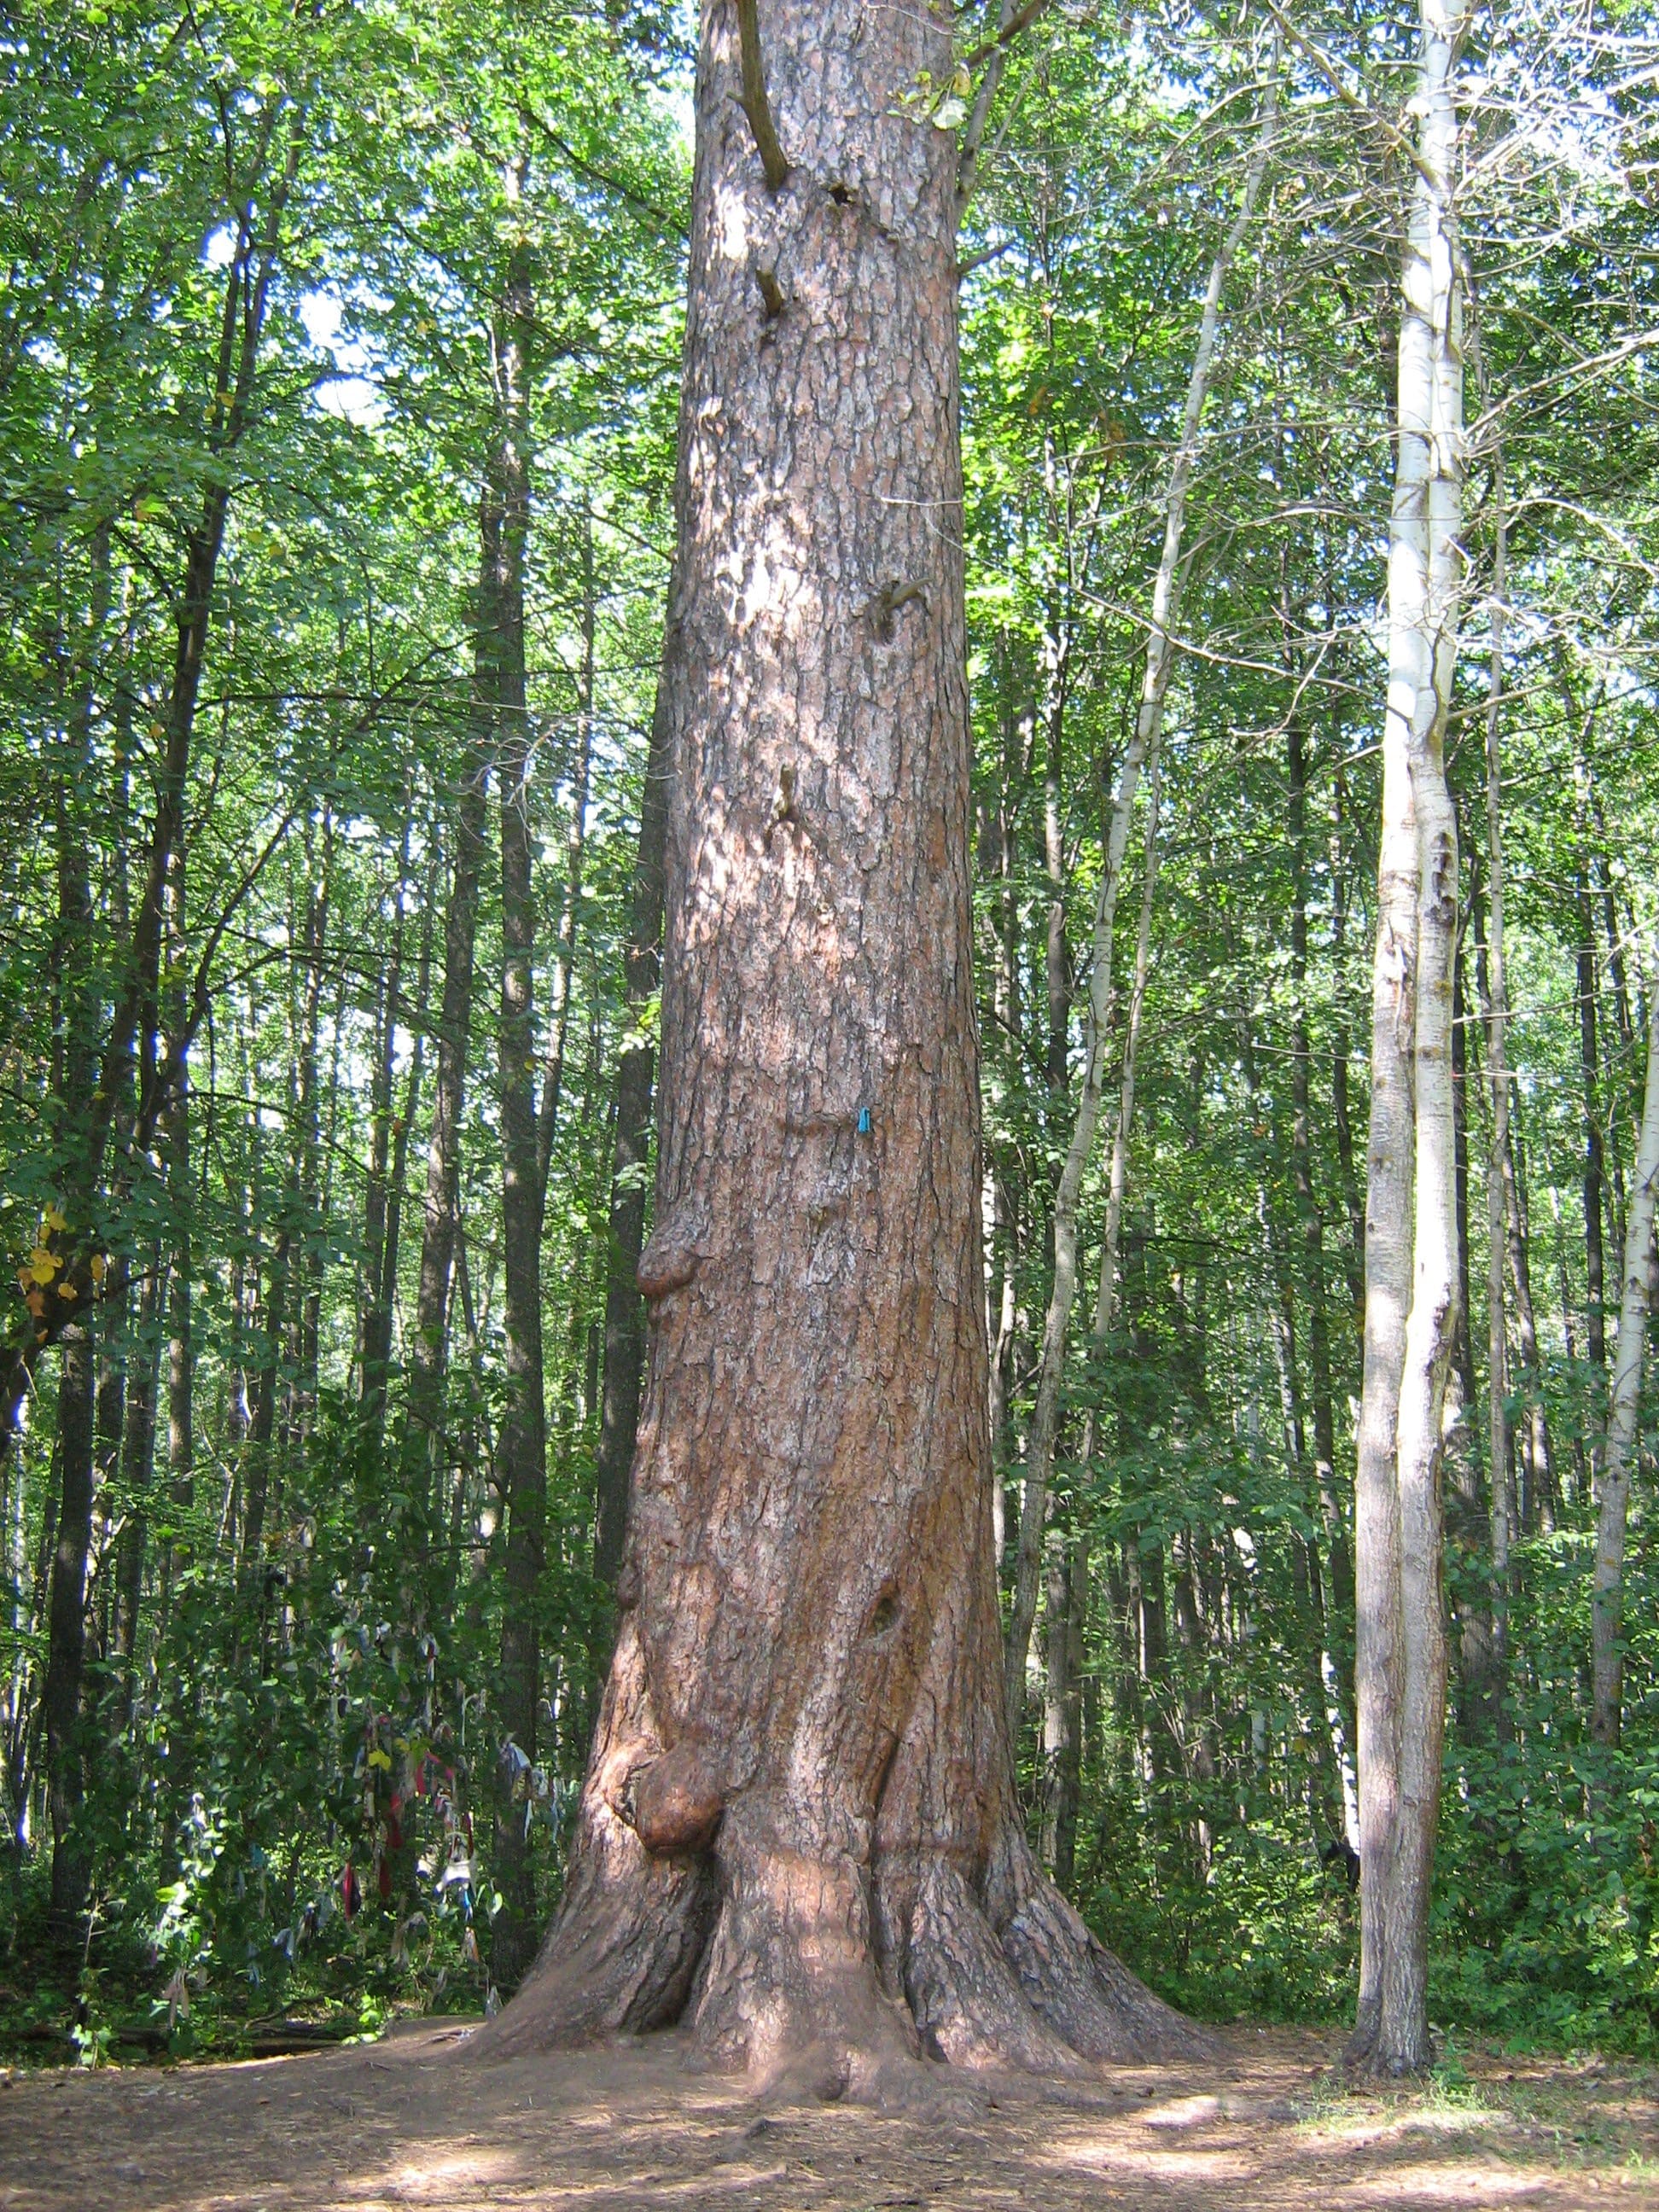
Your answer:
2,0 -> 1657,2074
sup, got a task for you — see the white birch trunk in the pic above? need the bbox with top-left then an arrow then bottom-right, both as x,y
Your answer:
1004,66 -> 1278,1734
1351,0 -> 1466,2078
1592,977 -> 1659,1745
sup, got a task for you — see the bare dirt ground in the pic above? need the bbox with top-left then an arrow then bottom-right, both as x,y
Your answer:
2,2017 -> 1656,2210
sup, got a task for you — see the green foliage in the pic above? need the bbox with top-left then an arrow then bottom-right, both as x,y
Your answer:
2,0 -> 1658,2073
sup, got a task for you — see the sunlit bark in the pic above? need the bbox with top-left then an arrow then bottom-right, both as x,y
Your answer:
486,0 -> 1196,2085
1350,0 -> 1466,2079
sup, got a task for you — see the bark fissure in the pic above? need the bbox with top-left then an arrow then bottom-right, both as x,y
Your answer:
485,0 -> 1198,2087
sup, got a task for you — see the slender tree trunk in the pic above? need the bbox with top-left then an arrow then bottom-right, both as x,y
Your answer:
1039,1538 -> 1085,1888
536,516 -> 597,1186
1577,873 -> 1609,1381
488,0 -> 1197,2083
1349,0 -> 1465,2078
358,819 -> 412,1448
1477,445 -> 1516,1703
594,684 -> 672,1593
1445,931 -> 1493,1719
44,1320 -> 96,1938
40,618 -> 103,1935
403,748 -> 487,1534
1329,780 -> 1369,1318
1095,755 -> 1160,1364
1004,65 -> 1278,1733
2,118 -> 299,1454
489,216 -> 550,1998
160,971 -> 195,1668
113,1258 -> 162,1688
375,899 -> 432,1447
1590,981 -> 1659,1747
1287,713 -> 1355,1765
289,825 -> 331,1466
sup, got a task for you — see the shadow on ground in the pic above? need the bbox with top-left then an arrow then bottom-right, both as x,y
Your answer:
1,2017 -> 1655,2209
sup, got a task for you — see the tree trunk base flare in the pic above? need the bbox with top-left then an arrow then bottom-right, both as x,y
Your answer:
477,1634 -> 1202,2096
1342,2000 -> 1435,2081
469,0 -> 1205,2102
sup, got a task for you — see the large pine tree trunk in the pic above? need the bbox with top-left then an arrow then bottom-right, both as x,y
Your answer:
488,0 -> 1194,2087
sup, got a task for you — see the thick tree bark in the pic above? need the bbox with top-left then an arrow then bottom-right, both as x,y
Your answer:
487,0 -> 1196,2087
1349,0 -> 1464,2079
1590,981 -> 1659,1747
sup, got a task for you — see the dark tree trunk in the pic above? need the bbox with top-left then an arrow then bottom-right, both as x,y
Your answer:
380,906 -> 430,1423
1287,716 -> 1354,1763
1576,876 -> 1609,1379
113,1257 -> 162,1686
44,1320 -> 96,1937
402,748 -> 488,1538
593,683 -> 672,1594
490,0 -> 1196,2086
358,823 -> 413,1452
1,119 -> 299,1456
488,227 -> 550,1998
1039,1536 -> 1085,1889
1446,931 -> 1494,1718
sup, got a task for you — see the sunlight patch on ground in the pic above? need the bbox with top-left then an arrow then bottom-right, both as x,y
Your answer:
1047,2137 -> 1254,2180
379,2147 -> 524,2199
1143,2091 -> 1224,2127
1330,2167 -> 1551,2203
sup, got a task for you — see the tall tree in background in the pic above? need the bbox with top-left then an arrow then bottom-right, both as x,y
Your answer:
491,0 -> 1196,2082
1349,0 -> 1467,2078
1591,981 -> 1659,1747
1003,44 -> 1278,1738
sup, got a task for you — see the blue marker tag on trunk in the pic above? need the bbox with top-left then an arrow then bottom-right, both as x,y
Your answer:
857,1107 -> 871,1135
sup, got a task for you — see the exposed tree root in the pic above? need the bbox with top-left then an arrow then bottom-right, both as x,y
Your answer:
474,1785 -> 1209,2093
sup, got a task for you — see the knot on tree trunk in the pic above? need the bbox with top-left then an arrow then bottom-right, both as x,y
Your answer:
628,1739 -> 725,1854
637,1201 -> 709,1300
